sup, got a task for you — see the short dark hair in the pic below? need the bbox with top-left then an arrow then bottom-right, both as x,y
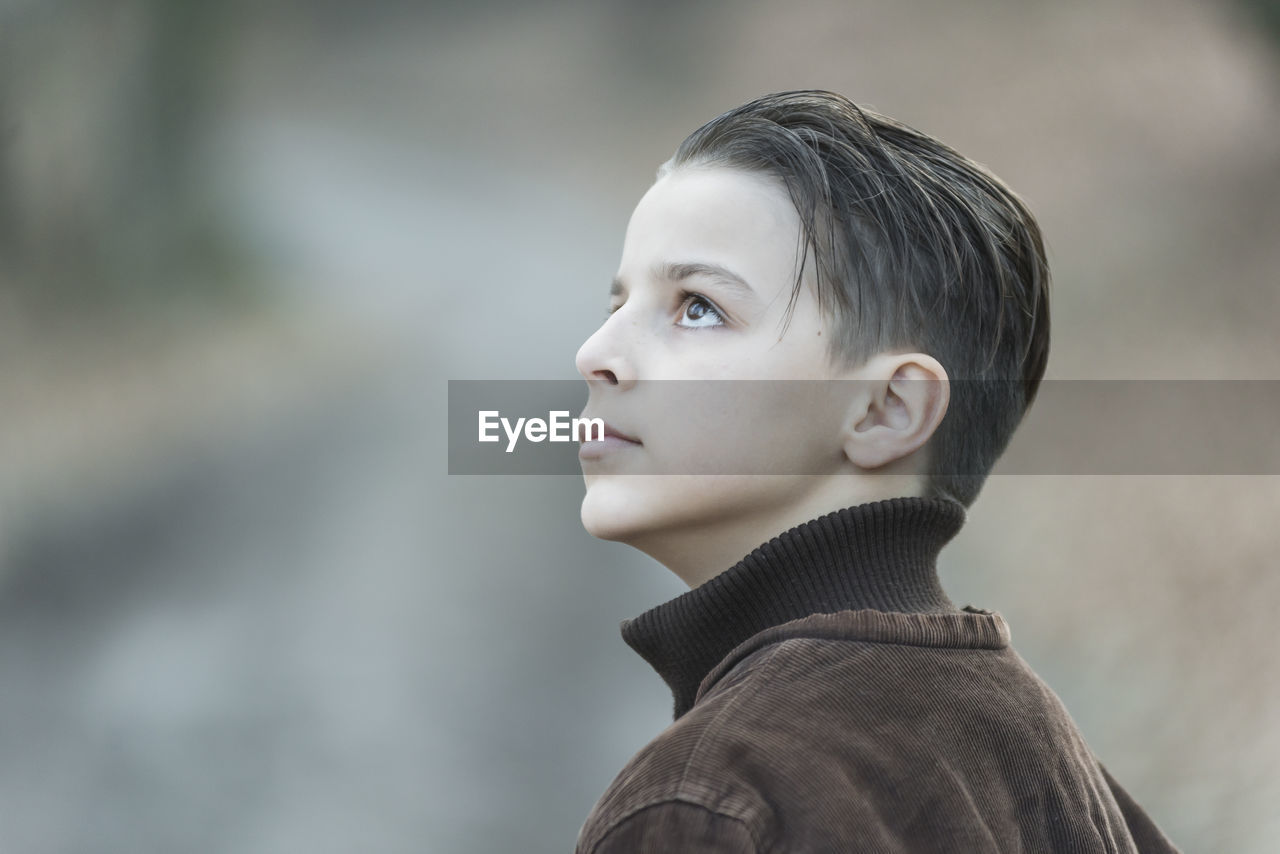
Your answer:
661,90 -> 1051,507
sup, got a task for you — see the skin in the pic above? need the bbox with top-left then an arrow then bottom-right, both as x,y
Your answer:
575,165 -> 950,588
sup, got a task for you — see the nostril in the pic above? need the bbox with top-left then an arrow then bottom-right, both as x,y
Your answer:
596,369 -> 619,385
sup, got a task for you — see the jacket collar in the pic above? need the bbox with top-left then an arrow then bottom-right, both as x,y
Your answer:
620,496 -> 984,719
695,606 -> 1010,711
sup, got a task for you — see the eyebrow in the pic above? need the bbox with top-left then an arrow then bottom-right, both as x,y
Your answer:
610,261 -> 758,300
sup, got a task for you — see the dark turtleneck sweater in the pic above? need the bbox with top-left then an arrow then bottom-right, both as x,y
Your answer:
575,496 -> 1181,853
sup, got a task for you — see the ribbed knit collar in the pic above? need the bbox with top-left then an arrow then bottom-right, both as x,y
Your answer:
621,496 -> 968,719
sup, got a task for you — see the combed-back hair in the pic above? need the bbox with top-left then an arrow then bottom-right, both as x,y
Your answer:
659,90 -> 1051,508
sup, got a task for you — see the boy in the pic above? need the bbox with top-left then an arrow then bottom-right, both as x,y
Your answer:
571,91 -> 1181,852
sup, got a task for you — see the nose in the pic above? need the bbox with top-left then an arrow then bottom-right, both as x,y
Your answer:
575,312 -> 637,390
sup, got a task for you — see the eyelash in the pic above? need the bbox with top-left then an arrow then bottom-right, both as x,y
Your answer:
676,290 -> 725,327
605,290 -> 727,327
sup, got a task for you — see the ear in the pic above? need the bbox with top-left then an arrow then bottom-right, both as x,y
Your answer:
841,353 -> 949,470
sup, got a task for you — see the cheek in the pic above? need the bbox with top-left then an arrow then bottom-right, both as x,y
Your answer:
643,380 -> 846,475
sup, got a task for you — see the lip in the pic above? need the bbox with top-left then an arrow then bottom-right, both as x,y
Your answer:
578,418 -> 642,460
599,421 -> 641,444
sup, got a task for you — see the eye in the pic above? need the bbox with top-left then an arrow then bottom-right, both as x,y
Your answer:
676,291 -> 726,328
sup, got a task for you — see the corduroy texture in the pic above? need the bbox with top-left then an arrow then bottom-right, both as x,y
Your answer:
576,497 -> 1181,853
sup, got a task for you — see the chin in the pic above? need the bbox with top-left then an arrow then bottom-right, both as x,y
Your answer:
580,473 -> 754,545
579,478 -> 648,543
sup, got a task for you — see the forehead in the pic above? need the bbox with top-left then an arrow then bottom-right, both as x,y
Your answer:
619,166 -> 806,293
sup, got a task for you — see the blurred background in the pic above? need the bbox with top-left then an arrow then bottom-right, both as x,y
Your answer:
2,0 -> 1278,851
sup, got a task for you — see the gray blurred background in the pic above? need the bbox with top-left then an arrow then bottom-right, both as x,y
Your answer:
2,1 -> 1278,851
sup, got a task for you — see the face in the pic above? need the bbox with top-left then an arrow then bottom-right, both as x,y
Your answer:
574,165 -> 866,580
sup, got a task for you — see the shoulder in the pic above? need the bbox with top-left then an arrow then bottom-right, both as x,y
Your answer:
577,638 -> 942,853
574,643 -> 789,853
580,631 -> 1126,853
577,800 -> 760,854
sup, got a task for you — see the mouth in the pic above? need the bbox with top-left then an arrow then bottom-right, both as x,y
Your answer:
578,416 -> 642,460
599,421 -> 641,445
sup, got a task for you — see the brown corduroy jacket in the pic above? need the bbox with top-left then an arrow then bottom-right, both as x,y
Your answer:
574,607 -> 1181,853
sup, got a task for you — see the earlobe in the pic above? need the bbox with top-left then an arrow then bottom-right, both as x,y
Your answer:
841,353 -> 949,470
